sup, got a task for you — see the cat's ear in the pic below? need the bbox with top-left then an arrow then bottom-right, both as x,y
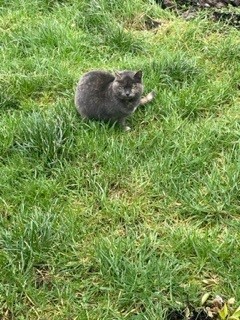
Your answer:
115,72 -> 122,81
134,70 -> 143,82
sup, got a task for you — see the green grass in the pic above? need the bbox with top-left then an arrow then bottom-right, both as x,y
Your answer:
1,0 -> 240,319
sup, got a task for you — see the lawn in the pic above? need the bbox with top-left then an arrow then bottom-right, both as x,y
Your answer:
0,0 -> 240,319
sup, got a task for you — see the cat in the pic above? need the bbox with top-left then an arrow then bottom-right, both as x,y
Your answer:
74,70 -> 155,130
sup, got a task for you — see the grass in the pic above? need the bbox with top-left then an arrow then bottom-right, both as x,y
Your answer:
0,0 -> 240,318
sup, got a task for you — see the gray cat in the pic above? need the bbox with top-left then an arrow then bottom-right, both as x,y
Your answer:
75,70 -> 155,130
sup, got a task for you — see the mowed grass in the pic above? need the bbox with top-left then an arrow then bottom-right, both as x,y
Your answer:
0,0 -> 240,319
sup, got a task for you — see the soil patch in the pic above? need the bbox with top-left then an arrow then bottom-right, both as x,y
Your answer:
155,0 -> 240,28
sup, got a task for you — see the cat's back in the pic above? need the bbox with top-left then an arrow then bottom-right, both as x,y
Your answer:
77,70 -> 114,90
75,70 -> 115,118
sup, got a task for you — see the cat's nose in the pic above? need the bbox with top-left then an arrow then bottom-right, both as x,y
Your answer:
125,91 -> 130,96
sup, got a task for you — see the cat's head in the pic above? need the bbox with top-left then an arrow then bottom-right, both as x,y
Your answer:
112,70 -> 143,101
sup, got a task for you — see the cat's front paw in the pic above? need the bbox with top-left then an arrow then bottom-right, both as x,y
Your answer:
124,126 -> 131,132
147,91 -> 156,101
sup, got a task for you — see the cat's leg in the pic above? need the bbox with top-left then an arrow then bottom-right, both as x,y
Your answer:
139,91 -> 156,106
118,118 -> 131,131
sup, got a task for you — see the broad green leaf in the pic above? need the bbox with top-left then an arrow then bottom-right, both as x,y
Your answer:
229,306 -> 240,320
219,303 -> 229,320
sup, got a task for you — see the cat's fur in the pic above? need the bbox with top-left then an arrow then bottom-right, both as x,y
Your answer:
75,70 -> 155,130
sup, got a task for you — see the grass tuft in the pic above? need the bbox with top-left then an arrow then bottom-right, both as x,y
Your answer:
13,105 -> 77,166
